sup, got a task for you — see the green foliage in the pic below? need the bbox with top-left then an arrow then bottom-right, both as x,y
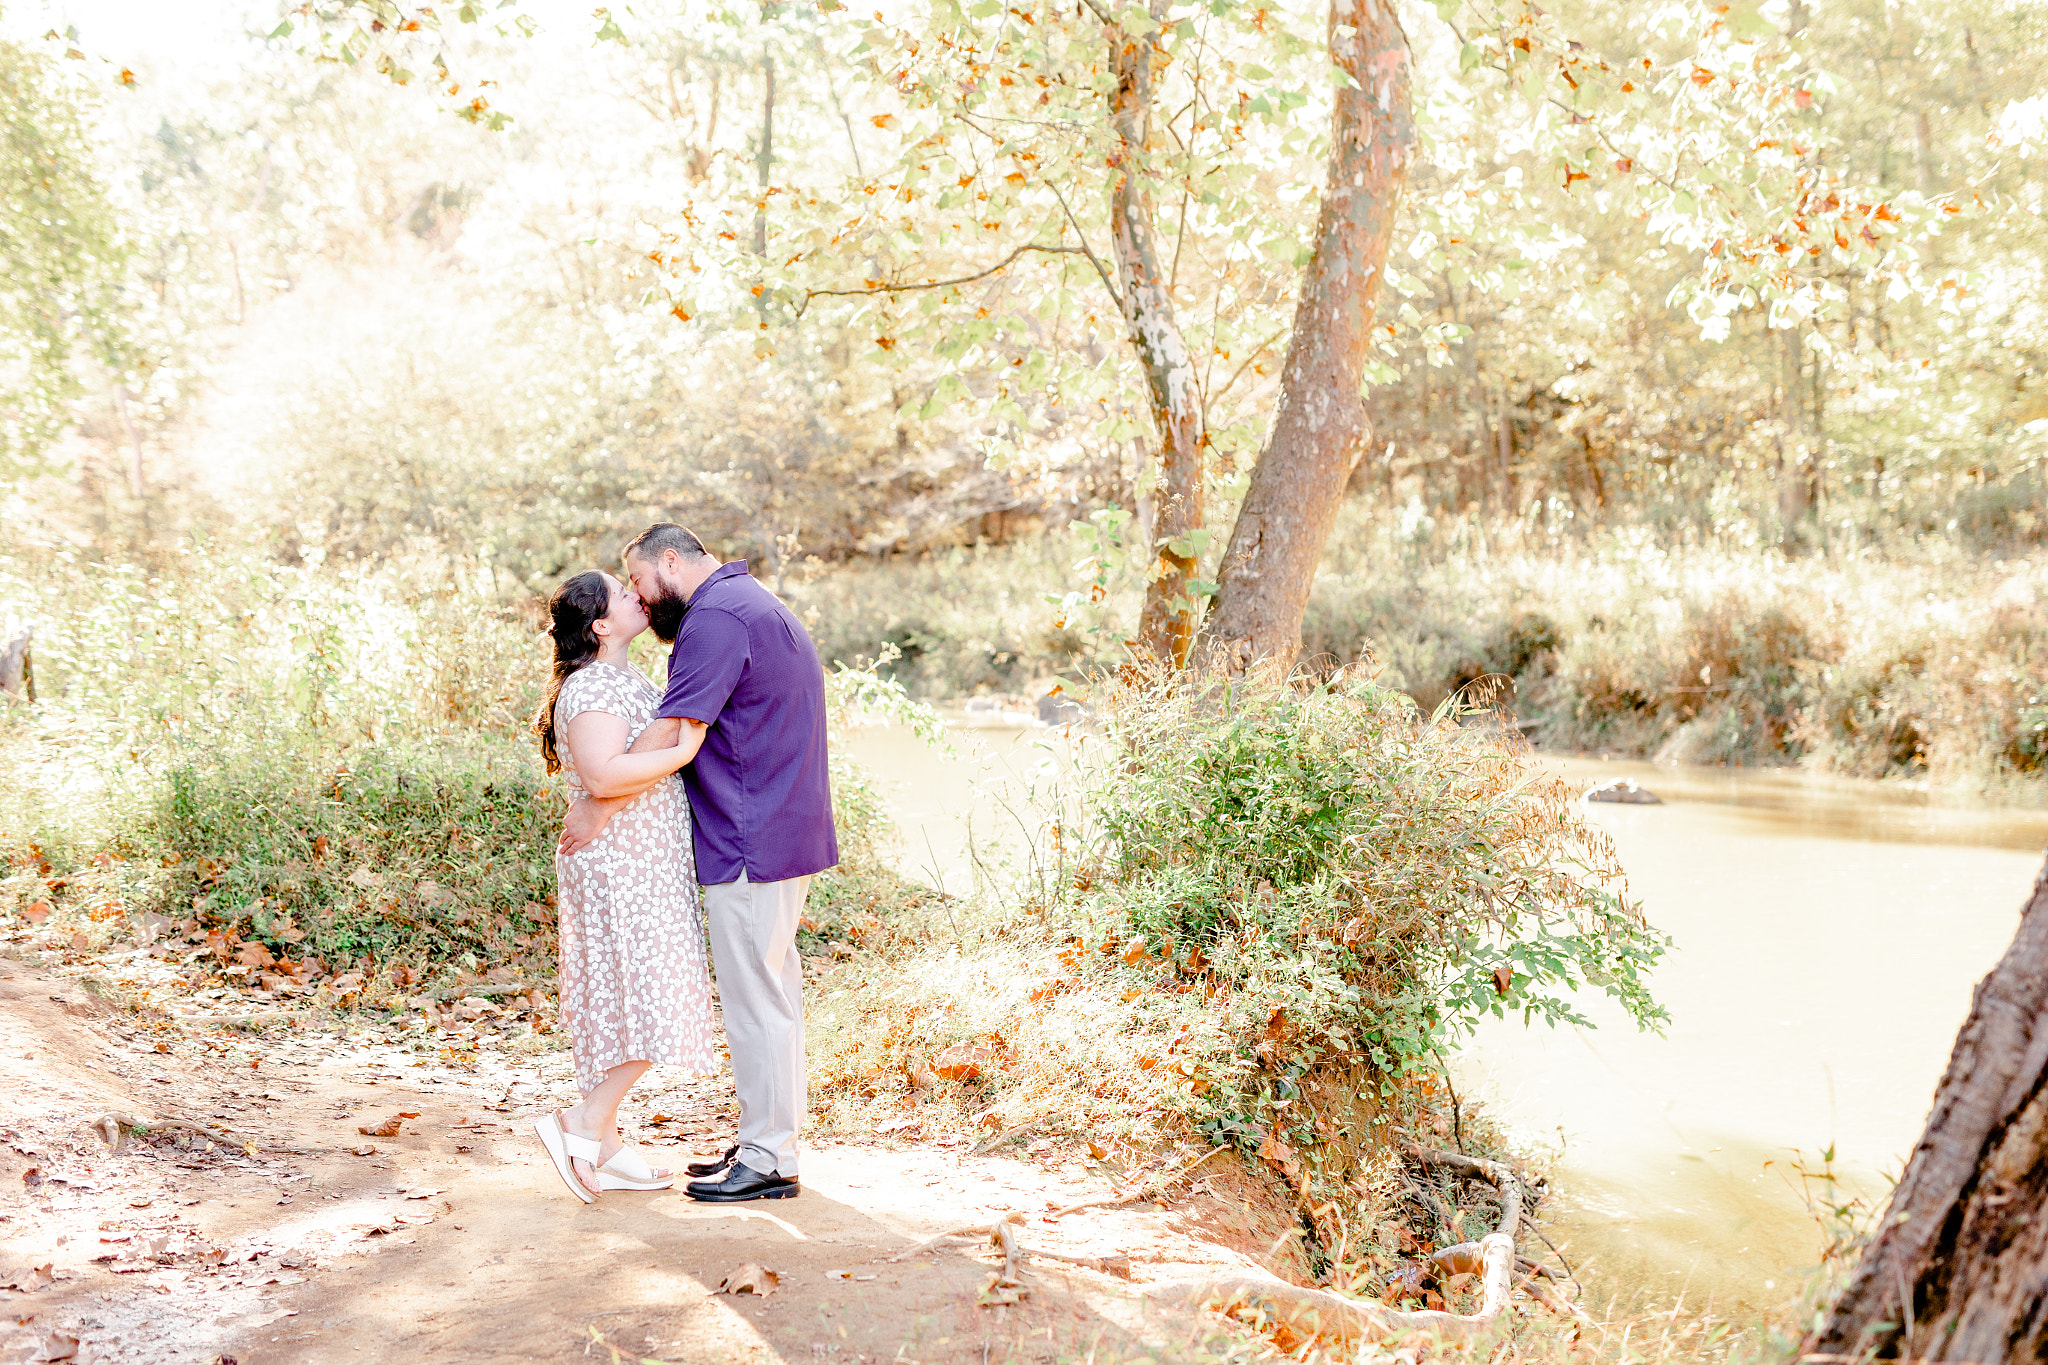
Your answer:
792,538 -> 1125,698
806,669 -> 1667,1207
159,738 -> 558,967
1306,506 -> 2048,793
0,33 -> 127,472
1072,671 -> 1666,1151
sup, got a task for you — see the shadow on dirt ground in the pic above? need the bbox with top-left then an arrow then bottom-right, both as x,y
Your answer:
0,962 -> 1276,1364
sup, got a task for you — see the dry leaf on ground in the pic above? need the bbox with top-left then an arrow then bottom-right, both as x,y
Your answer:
36,1329 -> 78,1361
978,1273 -> 1029,1307
715,1264 -> 779,1297
357,1117 -> 403,1137
931,1043 -> 993,1082
348,1144 -> 376,1157
3,1264 -> 52,1292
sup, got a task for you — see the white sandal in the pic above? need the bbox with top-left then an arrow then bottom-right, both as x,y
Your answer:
596,1145 -> 675,1192
532,1111 -> 602,1204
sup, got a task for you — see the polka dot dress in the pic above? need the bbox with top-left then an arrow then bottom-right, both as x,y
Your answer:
553,662 -> 717,1093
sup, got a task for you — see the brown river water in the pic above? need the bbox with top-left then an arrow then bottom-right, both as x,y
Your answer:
838,717 -> 2048,1313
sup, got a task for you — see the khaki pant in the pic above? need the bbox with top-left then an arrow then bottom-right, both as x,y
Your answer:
702,870 -> 809,1178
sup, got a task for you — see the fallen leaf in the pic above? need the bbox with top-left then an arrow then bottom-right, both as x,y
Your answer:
357,1117 -> 404,1137
402,1188 -> 441,1200
931,1043 -> 993,1082
397,1111 -> 421,1119
69,933 -> 89,954
1256,1131 -> 1301,1182
128,1199 -> 151,1209
36,1328 -> 77,1361
2,1264 -> 52,1292
349,1144 -> 377,1157
1087,1140 -> 1108,1160
23,904 -> 49,925
977,1272 -> 1029,1306
715,1263 -> 779,1297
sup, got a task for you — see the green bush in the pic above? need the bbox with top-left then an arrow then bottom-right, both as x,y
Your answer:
805,669 -> 1669,1212
1076,671 -> 1668,1152
158,738 -> 559,969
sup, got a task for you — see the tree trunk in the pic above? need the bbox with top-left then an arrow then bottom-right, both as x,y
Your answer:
752,49 -> 775,259
1110,3 -> 1205,668
1804,853 -> 2048,1361
1203,0 -> 1414,674
113,384 -> 146,501
0,625 -> 32,703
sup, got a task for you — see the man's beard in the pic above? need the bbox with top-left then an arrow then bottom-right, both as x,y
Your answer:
645,583 -> 688,643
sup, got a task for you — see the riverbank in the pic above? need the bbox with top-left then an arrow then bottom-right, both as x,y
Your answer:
779,510 -> 2048,805
844,711 -> 2048,1319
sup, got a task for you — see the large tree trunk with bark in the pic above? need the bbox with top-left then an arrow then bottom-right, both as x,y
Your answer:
1202,0 -> 1413,675
1804,852 -> 2048,1361
1109,3 -> 1205,668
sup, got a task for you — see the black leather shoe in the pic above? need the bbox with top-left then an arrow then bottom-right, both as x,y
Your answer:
685,1144 -> 739,1178
685,1163 -> 799,1202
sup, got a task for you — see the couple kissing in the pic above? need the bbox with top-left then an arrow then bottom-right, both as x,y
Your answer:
527,523 -> 836,1205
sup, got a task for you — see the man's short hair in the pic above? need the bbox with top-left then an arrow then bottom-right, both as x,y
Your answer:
624,523 -> 710,565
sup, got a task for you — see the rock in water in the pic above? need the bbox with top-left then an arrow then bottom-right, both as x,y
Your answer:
1583,778 -> 1663,805
1037,692 -> 1088,727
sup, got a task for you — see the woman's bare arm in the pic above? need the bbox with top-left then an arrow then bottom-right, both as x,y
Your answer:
557,715 -> 707,854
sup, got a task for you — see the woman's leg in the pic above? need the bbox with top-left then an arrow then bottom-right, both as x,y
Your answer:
561,1060 -> 668,1191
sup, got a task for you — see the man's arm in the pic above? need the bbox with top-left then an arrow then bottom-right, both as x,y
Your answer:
557,717 -> 708,855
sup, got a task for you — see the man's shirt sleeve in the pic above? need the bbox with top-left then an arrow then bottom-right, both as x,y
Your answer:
657,607 -> 749,725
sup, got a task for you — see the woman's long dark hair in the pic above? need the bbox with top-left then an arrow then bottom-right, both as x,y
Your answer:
533,570 -> 612,775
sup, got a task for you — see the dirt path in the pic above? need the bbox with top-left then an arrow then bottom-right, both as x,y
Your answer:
0,962 -> 1288,1364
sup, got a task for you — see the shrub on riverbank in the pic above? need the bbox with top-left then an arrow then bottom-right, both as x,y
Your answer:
805,669 -> 1669,1233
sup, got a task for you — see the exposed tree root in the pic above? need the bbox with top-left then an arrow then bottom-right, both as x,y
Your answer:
879,1213 -> 1025,1264
1152,1140 -> 1587,1346
1048,1144 -> 1228,1219
94,1110 -> 316,1157
164,1009 -> 296,1027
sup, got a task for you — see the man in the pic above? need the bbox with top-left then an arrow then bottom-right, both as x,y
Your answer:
559,523 -> 836,1202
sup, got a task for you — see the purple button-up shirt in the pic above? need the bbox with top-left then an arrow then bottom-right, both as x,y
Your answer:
656,561 -> 838,884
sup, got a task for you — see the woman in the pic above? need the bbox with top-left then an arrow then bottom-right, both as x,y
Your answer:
528,569 -> 716,1201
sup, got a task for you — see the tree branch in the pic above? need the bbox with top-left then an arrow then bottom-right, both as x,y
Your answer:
796,243 -> 1085,316
1208,326 -> 1289,408
1044,179 -> 1125,312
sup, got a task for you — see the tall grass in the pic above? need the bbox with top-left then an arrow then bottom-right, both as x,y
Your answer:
0,512 -> 931,975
